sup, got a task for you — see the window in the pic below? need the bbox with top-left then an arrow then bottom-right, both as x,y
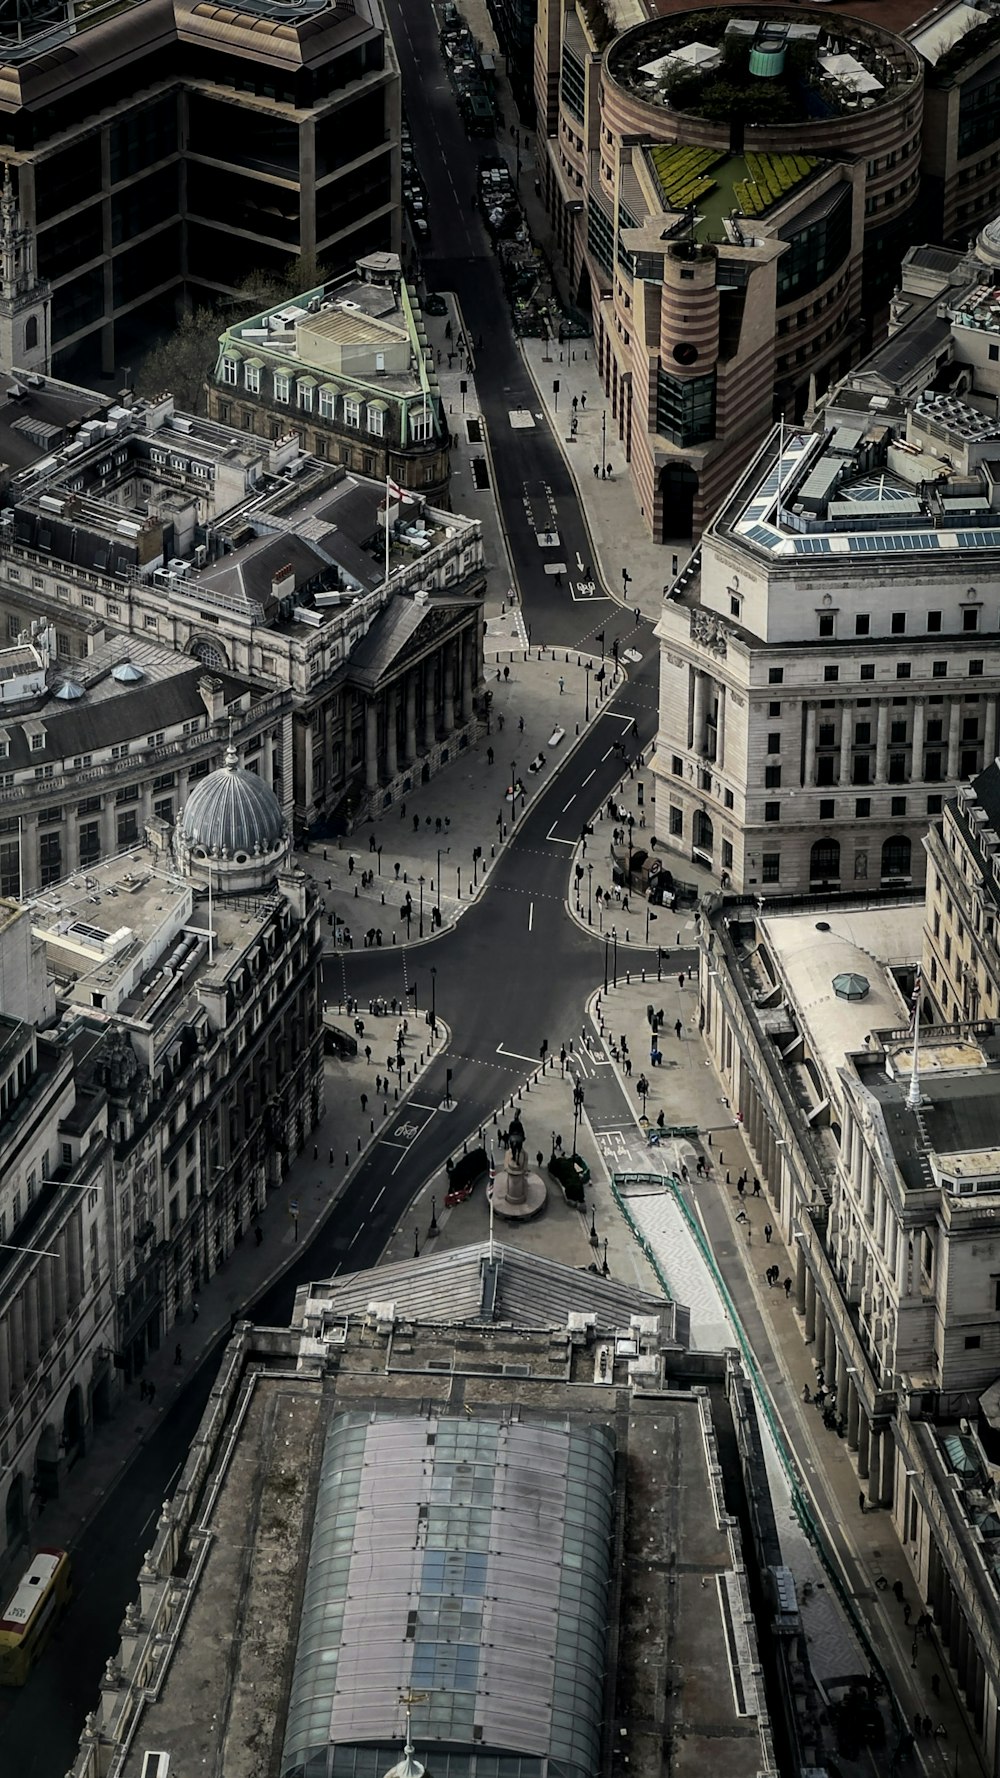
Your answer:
881,833 -> 912,878
962,749 -> 978,776
367,403 -> 385,437
927,611 -> 942,633
891,795 -> 906,816
762,853 -> 780,883
860,663 -> 875,681
147,731 -> 164,748
819,799 -> 835,819
721,839 -> 733,869
963,608 -> 980,632
297,380 -> 314,412
655,367 -> 716,447
889,752 -> 906,782
764,801 -> 780,822
991,345 -> 1000,364
855,614 -> 870,636
273,373 -> 290,403
818,613 -> 834,637
823,664 -> 839,683
243,361 -> 261,393
931,661 -> 949,679
78,820 -> 99,864
970,659 -> 984,676
669,806 -> 682,836
768,701 -> 781,717
221,356 -> 238,385
810,837 -> 840,881
891,612 -> 906,634
671,754 -> 682,776
856,798 -> 871,817
730,595 -> 740,618
965,1334 -> 982,1350
111,742 -> 130,759
963,716 -> 979,741
116,809 -> 138,849
896,662 -> 911,679
318,386 -> 335,420
926,751 -> 942,781
768,668 -> 784,685
765,765 -> 781,787
890,720 -> 907,744
927,794 -> 943,815
343,395 -> 360,427
767,732 -> 781,753
410,405 -> 434,443
855,722 -> 871,746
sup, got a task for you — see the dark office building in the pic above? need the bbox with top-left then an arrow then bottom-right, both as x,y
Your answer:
0,0 -> 400,381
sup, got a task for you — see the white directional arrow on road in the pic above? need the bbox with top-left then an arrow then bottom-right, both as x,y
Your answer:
576,552 -> 585,572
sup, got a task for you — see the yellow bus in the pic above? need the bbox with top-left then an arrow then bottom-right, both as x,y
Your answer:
0,1547 -> 72,1685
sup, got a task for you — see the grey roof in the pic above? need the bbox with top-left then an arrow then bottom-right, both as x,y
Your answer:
177,745 -> 286,858
0,372 -> 106,479
313,1239 -> 672,1331
868,1066 -> 1000,1192
907,246 -> 969,277
859,301 -> 950,391
281,1411 -> 616,1778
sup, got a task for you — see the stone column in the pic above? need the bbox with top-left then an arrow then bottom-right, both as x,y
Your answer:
837,1360 -> 850,1421
804,1269 -> 816,1342
442,642 -> 455,736
857,1409 -> 870,1479
947,699 -> 961,779
879,1423 -> 895,1508
422,668 -> 435,750
911,697 -> 925,779
984,693 -> 997,767
875,700 -> 889,784
824,1317 -> 837,1383
839,702 -> 852,786
692,670 -> 707,754
460,632 -> 474,723
0,1317 -> 9,1410
385,688 -> 398,779
365,701 -> 378,791
53,1235 -> 68,1326
795,1242 -> 806,1312
803,704 -> 817,787
815,1293 -> 827,1357
404,673 -> 417,763
716,684 -> 726,769
867,1422 -> 881,1502
847,1377 -> 860,1449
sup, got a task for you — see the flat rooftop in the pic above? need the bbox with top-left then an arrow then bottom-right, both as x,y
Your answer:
110,1291 -> 775,1778
646,144 -> 821,242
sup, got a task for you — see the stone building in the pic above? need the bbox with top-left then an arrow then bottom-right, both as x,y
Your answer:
206,254 -> 450,502
923,758 -> 1000,1029
0,395 -> 486,831
653,392 -> 1000,897
0,900 -> 117,1565
698,895 -> 1000,1769
0,622 -> 289,900
32,751 -> 324,1382
0,0 -> 401,381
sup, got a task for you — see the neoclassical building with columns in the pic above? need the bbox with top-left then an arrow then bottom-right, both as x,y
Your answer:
700,895 -> 1000,1769
0,394 -> 485,833
654,397 -> 1000,897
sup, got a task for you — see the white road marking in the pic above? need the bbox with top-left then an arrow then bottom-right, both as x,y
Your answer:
582,770 -> 595,786
348,1222 -> 364,1248
561,795 -> 575,811
497,1042 -> 540,1063
528,902 -> 534,931
576,551 -> 585,571
371,1186 -> 385,1209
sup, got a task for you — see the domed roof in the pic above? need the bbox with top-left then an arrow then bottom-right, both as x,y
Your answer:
177,744 -> 286,861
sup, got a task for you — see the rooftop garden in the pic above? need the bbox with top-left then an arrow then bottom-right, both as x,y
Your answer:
647,143 -> 818,233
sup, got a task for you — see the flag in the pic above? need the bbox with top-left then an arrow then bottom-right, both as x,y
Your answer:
387,475 -> 414,503
488,1149 -> 495,1200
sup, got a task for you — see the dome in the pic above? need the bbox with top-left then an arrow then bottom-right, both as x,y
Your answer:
177,744 -> 286,862
112,661 -> 144,683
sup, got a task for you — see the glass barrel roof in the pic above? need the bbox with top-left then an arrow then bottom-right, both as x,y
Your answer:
281,1412 -> 617,1778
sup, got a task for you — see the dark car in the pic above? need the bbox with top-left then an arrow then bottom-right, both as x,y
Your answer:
423,292 -> 447,315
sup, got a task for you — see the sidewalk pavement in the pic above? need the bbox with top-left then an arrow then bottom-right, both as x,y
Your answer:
299,645 -> 627,955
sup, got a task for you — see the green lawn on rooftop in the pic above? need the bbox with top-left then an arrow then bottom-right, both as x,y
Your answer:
646,145 -> 818,242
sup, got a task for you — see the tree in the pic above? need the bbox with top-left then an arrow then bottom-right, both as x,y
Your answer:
132,257 -> 331,414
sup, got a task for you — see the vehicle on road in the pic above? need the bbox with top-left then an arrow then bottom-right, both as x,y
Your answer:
0,1548 -> 72,1686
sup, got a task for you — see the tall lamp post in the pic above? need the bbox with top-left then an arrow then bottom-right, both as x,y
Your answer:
612,926 -> 618,988
430,965 -> 437,1030
645,904 -> 657,946
418,874 -> 425,938
603,929 -> 610,994
584,660 -> 591,722
510,760 -> 517,823
587,861 -> 593,925
600,410 -> 607,478
572,1080 -> 585,1159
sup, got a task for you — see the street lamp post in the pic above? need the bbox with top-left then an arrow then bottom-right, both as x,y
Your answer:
430,965 -> 437,1029
612,926 -> 618,988
587,861 -> 593,925
600,410 -> 607,478
645,904 -> 657,945
584,660 -> 591,722
603,930 -> 610,994
572,1080 -> 585,1159
418,875 -> 425,938
510,761 -> 517,823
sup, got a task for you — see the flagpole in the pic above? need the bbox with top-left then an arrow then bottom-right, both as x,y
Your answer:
385,473 -> 390,585
907,972 -> 922,1110
488,1144 -> 495,1263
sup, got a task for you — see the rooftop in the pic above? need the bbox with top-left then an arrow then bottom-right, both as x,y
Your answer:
105,1272 -> 776,1778
648,0 -> 940,43
646,144 -> 820,240
860,1041 -> 1000,1195
609,8 -> 921,124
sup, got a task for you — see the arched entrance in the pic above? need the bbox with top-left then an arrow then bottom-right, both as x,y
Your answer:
5,1473 -> 24,1549
190,638 -> 229,671
881,834 -> 912,880
810,837 -> 841,887
659,463 -> 698,542
692,809 -> 714,863
33,1423 -> 59,1502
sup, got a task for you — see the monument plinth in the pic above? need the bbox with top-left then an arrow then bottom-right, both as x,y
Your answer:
491,1111 -> 547,1220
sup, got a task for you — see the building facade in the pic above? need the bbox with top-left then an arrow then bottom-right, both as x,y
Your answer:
0,394 -> 486,831
699,897 -> 1000,1773
923,762 -> 1000,1030
533,3 -> 924,539
206,254 -> 450,501
0,0 -> 401,381
653,396 -> 1000,897
0,901 -> 117,1567
0,622 -> 289,901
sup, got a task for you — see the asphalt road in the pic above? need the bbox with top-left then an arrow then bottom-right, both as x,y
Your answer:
2,15 -> 673,1771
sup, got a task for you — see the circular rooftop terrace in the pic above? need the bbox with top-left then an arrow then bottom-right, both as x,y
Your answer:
605,7 -> 922,131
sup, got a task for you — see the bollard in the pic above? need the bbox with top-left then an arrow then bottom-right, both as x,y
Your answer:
407,1069 -> 412,1082
642,969 -> 645,982
344,1151 -> 349,1165
357,1136 -> 362,1152
370,1119 -> 375,1133
463,1139 -> 468,1153
384,1102 -> 389,1117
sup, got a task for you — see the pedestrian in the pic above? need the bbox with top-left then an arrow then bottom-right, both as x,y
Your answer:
559,675 -> 565,694
903,1602 -> 912,1625
764,1222 -> 772,1243
192,1299 -> 200,1321
498,712 -> 504,730
348,855 -> 355,875
361,1092 -> 368,1112
594,463 -> 600,477
752,1176 -> 761,1196
313,1142 -> 318,1161
736,1178 -> 745,1200
624,1056 -> 632,1075
364,1044 -> 372,1065
893,1580 -> 904,1603
678,972 -> 685,989
518,715 -> 525,732
395,861 -> 401,878
737,1171 -> 747,1193
802,1383 -> 811,1403
674,1018 -> 682,1040
657,1110 -> 665,1130
696,1154 -> 704,1175
487,745 -> 494,765
174,1343 -> 183,1365
783,1276 -> 792,1298
859,1491 -> 866,1514
503,664 -> 510,682
580,391 -> 586,410
922,1717 -> 933,1739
